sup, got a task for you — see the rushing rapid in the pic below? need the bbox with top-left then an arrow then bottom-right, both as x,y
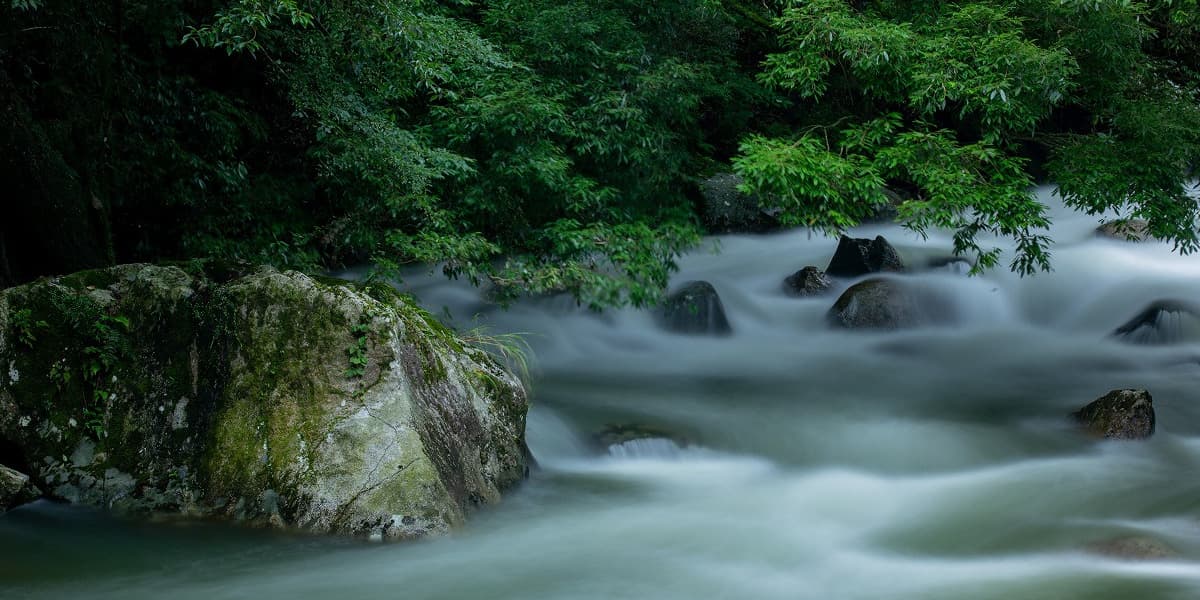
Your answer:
5,186 -> 1200,600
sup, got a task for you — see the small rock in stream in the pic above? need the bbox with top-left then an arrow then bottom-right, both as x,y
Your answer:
820,278 -> 950,331
594,424 -> 690,459
659,281 -> 732,336
782,266 -> 833,297
1096,219 -> 1154,242
1073,389 -> 1155,440
1086,535 -> 1177,560
826,235 -> 905,278
1111,300 -> 1200,345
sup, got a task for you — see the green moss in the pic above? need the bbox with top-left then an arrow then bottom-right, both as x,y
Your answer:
0,268 -> 208,494
359,280 -> 405,305
415,308 -> 466,354
202,269 -> 354,505
55,267 -> 122,291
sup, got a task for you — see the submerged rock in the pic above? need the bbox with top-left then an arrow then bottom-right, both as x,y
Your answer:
659,281 -> 732,336
0,464 -> 39,512
827,279 -> 922,329
1086,536 -> 1176,560
926,256 -> 973,275
699,173 -> 779,233
1073,389 -> 1155,440
607,437 -> 685,459
0,264 -> 530,540
825,235 -> 905,278
594,424 -> 688,459
1112,300 -> 1200,345
1097,219 -> 1153,242
782,267 -> 833,297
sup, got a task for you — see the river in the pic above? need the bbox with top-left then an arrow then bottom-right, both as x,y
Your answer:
4,187 -> 1200,599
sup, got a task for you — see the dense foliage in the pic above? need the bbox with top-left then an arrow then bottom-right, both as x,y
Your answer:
2,0 -> 1198,304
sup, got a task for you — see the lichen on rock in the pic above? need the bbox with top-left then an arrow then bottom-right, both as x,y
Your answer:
0,263 -> 530,540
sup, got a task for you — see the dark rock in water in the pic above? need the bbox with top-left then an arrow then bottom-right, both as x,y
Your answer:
1097,219 -> 1153,242
827,279 -> 922,329
826,235 -> 905,278
783,266 -> 833,297
699,173 -> 780,234
1112,300 -> 1200,345
660,281 -> 732,335
1086,536 -> 1176,560
1073,389 -> 1155,440
0,464 -> 38,513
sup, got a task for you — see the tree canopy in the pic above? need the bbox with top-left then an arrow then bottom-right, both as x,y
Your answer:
2,0 -> 1198,305
738,0 -> 1200,273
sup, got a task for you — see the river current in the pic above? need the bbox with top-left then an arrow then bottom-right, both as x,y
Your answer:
4,187 -> 1200,599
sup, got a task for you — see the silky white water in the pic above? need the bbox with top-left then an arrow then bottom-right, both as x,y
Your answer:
5,186 -> 1200,599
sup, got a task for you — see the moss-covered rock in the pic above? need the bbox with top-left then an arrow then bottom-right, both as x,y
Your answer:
0,264 -> 530,540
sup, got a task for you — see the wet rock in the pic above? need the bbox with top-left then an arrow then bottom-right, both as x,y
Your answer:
1097,219 -> 1153,242
0,263 -> 531,540
825,235 -> 905,278
699,173 -> 780,234
1073,389 -> 1155,440
1087,535 -> 1176,560
782,267 -> 833,297
827,279 -> 922,330
1112,300 -> 1200,345
659,281 -> 732,336
0,464 -> 38,512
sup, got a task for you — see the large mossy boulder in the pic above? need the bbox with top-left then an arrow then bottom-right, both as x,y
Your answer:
1111,300 -> 1200,345
0,264 -> 530,540
658,281 -> 732,336
825,235 -> 905,278
1073,389 -> 1155,440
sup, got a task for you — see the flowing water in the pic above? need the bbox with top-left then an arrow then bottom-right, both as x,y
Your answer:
6,187 -> 1200,599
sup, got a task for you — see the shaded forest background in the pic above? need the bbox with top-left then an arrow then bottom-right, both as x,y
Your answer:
2,0 -> 1198,307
